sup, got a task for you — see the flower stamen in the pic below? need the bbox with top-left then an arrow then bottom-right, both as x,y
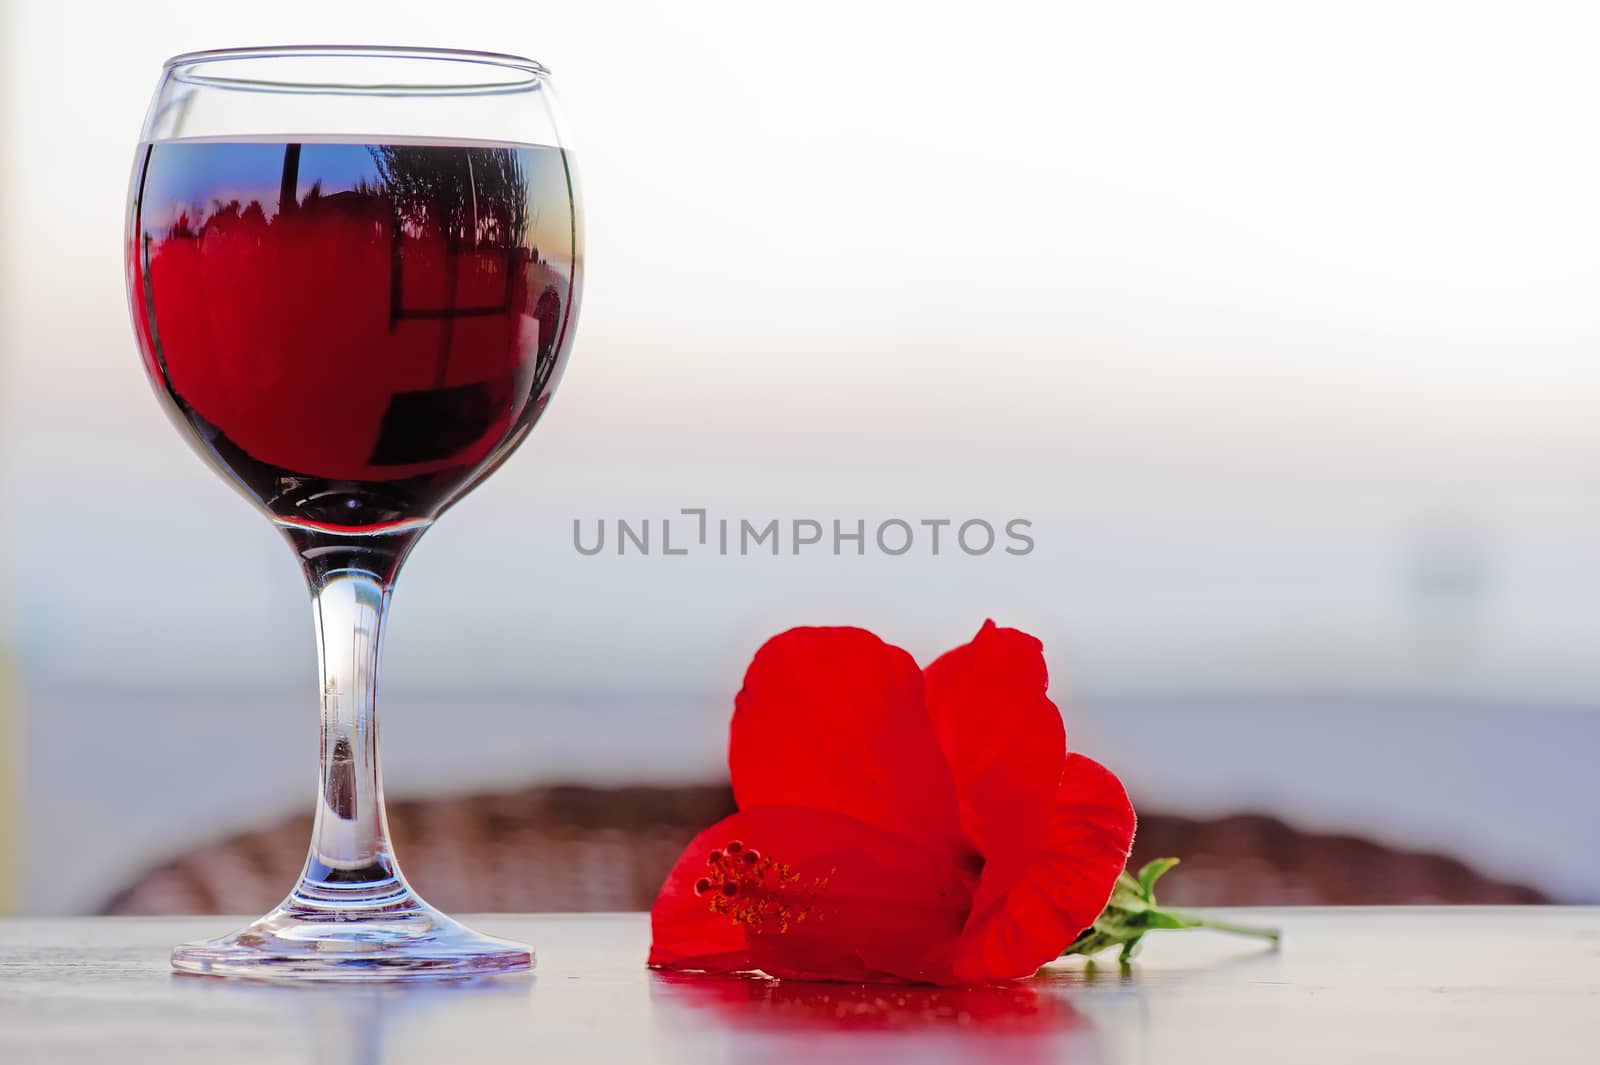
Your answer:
700,838 -> 826,934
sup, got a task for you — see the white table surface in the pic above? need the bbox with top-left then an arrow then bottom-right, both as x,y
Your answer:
1,908 -> 1595,1064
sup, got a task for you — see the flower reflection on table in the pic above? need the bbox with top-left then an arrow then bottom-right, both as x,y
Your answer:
649,969 -> 1108,1065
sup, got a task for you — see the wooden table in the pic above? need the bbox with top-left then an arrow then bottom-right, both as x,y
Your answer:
1,909 -> 1594,1063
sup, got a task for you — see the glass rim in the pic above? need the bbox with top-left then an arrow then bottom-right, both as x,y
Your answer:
162,45 -> 550,93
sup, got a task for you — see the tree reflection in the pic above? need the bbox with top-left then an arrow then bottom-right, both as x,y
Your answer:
366,145 -> 530,249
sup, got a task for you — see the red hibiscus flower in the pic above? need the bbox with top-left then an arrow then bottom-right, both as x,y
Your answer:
648,621 -> 1137,985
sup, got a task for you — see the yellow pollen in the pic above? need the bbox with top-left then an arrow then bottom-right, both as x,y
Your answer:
702,841 -> 829,934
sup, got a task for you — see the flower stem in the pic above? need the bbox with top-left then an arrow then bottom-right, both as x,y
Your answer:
1060,858 -> 1283,962
1172,912 -> 1281,945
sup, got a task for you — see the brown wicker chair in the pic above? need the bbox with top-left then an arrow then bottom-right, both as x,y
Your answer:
101,784 -> 1546,915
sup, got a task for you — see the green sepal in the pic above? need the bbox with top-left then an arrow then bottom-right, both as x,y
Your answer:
1136,857 -> 1180,896
1060,856 -> 1280,964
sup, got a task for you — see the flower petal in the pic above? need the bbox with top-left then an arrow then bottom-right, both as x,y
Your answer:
649,805 -> 977,983
923,621 -> 1067,917
647,813 -> 755,974
951,754 -> 1137,981
730,627 -> 969,859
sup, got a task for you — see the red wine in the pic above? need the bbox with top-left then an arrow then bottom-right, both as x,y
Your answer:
128,139 -> 580,530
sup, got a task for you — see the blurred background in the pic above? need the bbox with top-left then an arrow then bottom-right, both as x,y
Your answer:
2,0 -> 1597,916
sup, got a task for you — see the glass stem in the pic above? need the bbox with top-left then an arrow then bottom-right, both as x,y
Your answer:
283,524 -> 425,911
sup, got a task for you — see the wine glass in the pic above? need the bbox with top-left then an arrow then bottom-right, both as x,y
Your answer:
124,46 -> 582,979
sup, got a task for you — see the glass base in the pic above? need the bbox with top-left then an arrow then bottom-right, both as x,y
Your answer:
172,893 -> 533,982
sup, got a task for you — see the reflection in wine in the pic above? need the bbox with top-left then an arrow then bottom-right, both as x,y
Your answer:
130,140 -> 580,530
